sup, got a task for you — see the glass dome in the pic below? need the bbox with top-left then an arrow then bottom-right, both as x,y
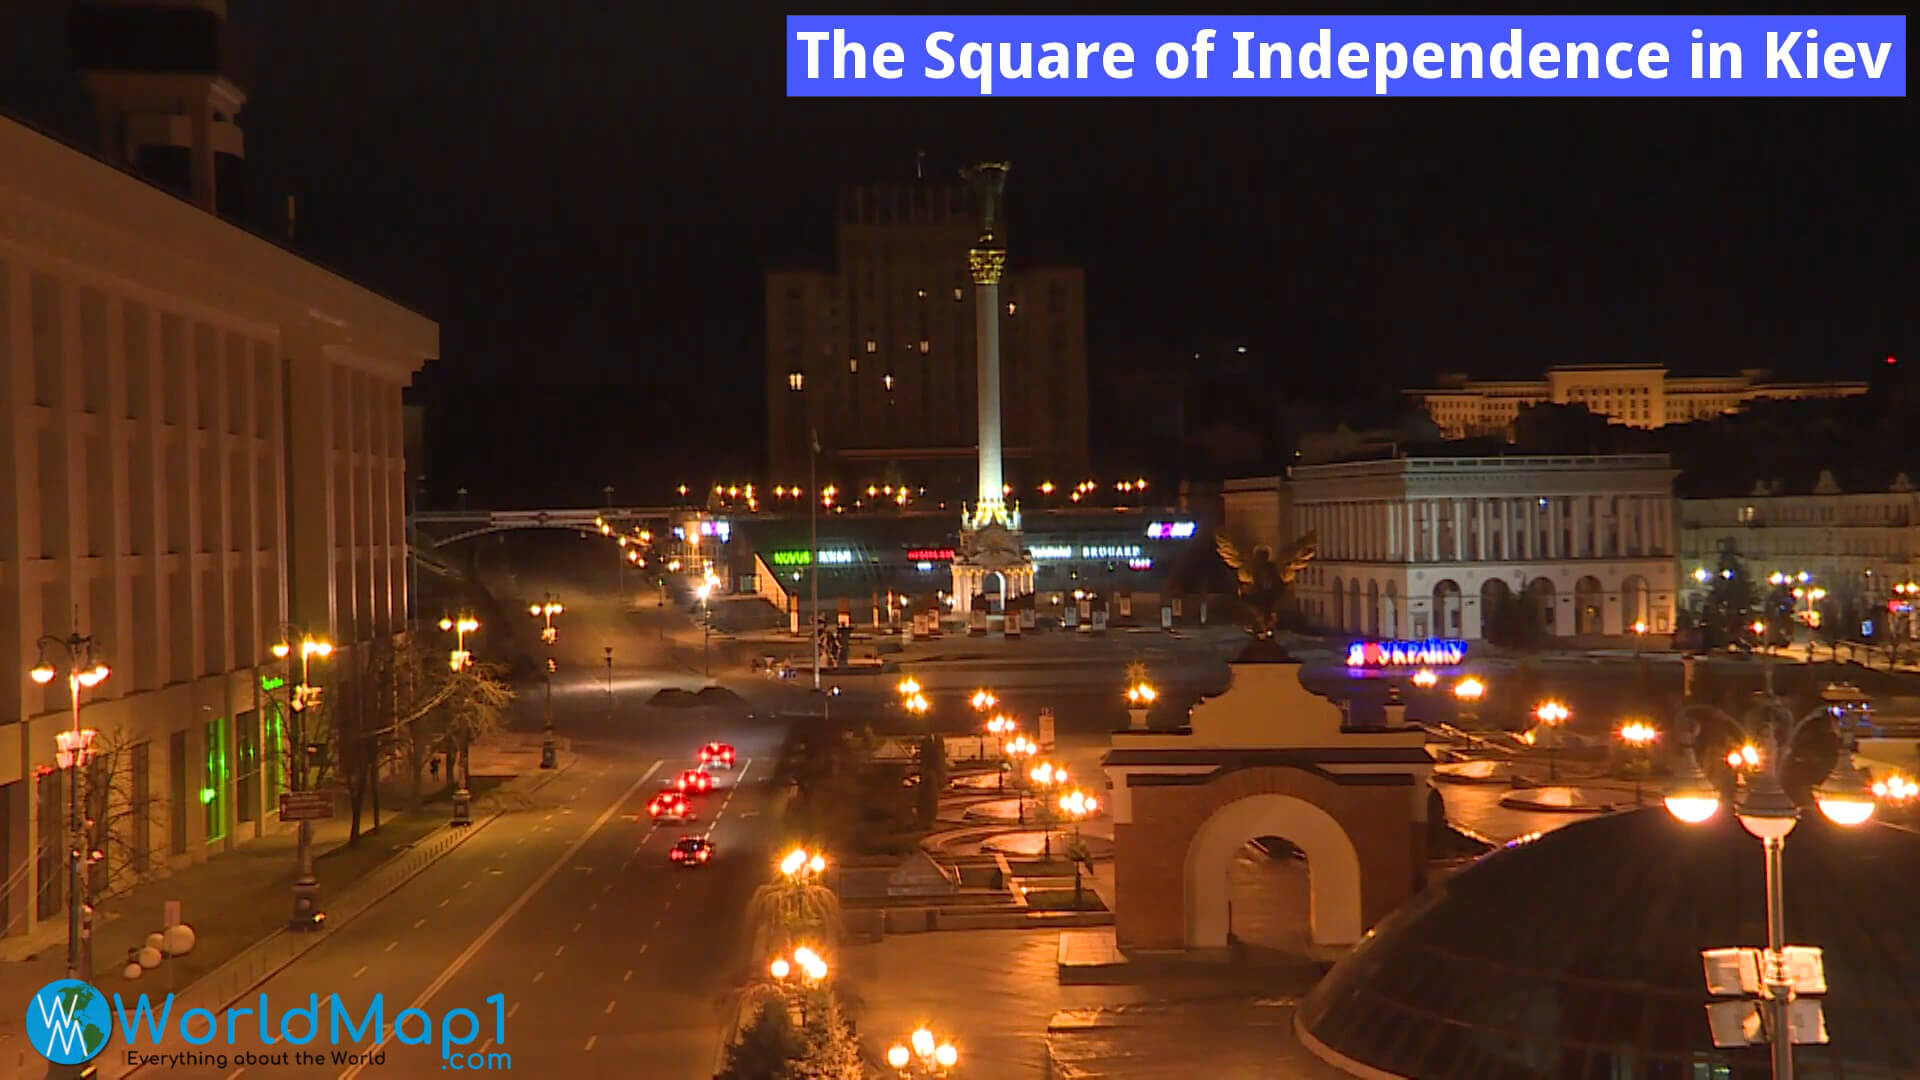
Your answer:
1298,808 -> 1920,1079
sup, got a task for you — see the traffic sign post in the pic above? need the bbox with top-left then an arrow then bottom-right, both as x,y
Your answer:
279,791 -> 335,822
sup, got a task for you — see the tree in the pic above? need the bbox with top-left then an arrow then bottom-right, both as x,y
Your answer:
82,725 -> 168,900
1512,401 -> 1616,452
795,989 -> 862,1079
718,999 -> 805,1080
1698,541 -> 1759,648
436,659 -> 513,799
1215,530 -> 1317,636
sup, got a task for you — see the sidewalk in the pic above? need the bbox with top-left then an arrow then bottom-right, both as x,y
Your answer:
0,733 -> 570,1069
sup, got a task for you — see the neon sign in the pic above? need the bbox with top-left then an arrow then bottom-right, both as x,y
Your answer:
260,675 -> 286,692
1346,640 -> 1467,668
699,520 -> 732,542
1146,521 -> 1197,539
907,548 -> 954,561
771,550 -> 811,566
818,549 -> 855,565
1031,545 -> 1072,560
1128,557 -> 1153,570
1082,545 -> 1141,559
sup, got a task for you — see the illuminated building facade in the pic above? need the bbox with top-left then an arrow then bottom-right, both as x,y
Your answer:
0,26 -> 434,940
764,175 -> 1089,495
1409,364 -> 1869,439
1678,471 -> 1920,618
1229,455 -> 1679,641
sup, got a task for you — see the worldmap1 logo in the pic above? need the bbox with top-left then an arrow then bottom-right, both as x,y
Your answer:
26,979 -> 112,1065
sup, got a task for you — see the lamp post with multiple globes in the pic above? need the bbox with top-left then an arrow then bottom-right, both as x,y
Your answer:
1028,761 -> 1068,855
1617,720 -> 1659,804
530,596 -> 563,769
1663,681 -> 1877,1080
886,1027 -> 960,1077
970,689 -> 998,759
1058,788 -> 1098,908
766,944 -> 829,1025
30,631 -> 110,978
439,615 -> 480,826
269,629 -> 333,929
1004,735 -> 1037,823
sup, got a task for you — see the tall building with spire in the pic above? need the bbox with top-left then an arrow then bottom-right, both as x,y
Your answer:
765,169 -> 1089,498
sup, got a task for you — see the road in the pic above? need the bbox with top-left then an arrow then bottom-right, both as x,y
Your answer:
100,564 -> 797,1080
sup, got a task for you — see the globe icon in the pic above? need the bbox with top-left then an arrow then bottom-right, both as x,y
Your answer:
25,978 -> 112,1065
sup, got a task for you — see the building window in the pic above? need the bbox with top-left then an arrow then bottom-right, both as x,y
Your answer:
952,287 -> 963,301
916,289 -> 927,299
848,358 -> 858,373
1007,302 -> 1018,316
788,372 -> 804,391
884,374 -> 895,391
865,340 -> 877,353
204,715 -> 227,844
918,340 -> 930,354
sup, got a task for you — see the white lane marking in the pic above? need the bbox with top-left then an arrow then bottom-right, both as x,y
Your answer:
554,944 -> 566,957
477,1038 -> 493,1056
463,880 -> 474,889
438,898 -> 449,908
604,999 -> 617,1015
412,918 -> 426,929
573,921 -> 583,933
227,1069 -> 246,1079
584,1035 -> 598,1052
508,1001 -> 521,1019
675,880 -> 683,891
589,901 -> 598,912
663,900 -> 672,912
652,919 -> 661,929
352,966 -> 368,979
638,943 -> 648,955
384,941 -> 398,953
335,759 -> 663,1080
622,969 -> 632,982
533,970 -> 544,983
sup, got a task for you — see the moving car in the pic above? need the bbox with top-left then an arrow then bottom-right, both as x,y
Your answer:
670,835 -> 715,866
676,769 -> 715,794
700,742 -> 736,769
648,791 -> 696,822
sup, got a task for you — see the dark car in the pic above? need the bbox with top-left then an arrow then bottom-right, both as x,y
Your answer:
670,836 -> 714,866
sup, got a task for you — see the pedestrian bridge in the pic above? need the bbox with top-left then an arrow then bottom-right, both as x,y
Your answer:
1102,656 -> 1433,958
410,507 -> 692,547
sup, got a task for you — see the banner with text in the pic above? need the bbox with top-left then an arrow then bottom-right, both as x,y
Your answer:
787,16 -> 1906,97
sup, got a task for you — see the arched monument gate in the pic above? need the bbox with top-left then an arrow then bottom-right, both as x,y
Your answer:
1102,659 -> 1433,958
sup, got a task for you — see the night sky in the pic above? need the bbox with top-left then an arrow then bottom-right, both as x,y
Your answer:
1,3 -> 1909,507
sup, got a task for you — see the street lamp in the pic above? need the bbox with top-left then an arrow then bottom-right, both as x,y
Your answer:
986,715 -> 1016,789
1059,788 -> 1099,908
1452,676 -> 1486,728
1004,735 -> 1037,823
438,615 -> 481,826
1029,761 -> 1068,854
1126,679 -> 1157,731
531,596 -> 563,769
888,1027 -> 959,1077
1532,700 -> 1571,781
269,629 -> 333,929
1632,619 -> 1649,658
695,576 -> 716,677
1411,668 -> 1438,689
1665,681 -> 1878,1078
1617,720 -> 1659,804
30,632 -> 110,979
780,846 -> 828,883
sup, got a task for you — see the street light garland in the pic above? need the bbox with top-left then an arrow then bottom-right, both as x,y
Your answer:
30,630 -> 111,979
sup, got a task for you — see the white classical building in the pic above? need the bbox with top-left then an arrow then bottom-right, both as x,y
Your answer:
1229,455 -> 1680,641
0,80 -> 433,936
1679,471 -> 1920,613
1408,364 -> 1869,439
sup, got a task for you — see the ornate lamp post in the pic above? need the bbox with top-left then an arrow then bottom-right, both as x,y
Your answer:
1004,735 -> 1037,823
1617,720 -> 1659,804
1125,679 -> 1157,731
767,944 -> 829,1025
29,633 -> 110,978
1058,788 -> 1098,908
1452,676 -> 1486,728
269,630 -> 332,929
887,1028 -> 960,1077
1531,700 -> 1571,780
439,615 -> 480,826
1028,761 -> 1068,855
970,689 -> 999,760
1664,681 -> 1878,1080
530,596 -> 563,769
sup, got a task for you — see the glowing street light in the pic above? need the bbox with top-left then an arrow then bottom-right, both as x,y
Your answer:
889,1027 -> 959,1077
1617,721 -> 1659,804
897,677 -> 922,698
30,629 -> 112,979
970,689 -> 998,712
1667,683 -> 1877,1073
531,595 -> 563,768
1411,668 -> 1438,689
1531,701 -> 1571,780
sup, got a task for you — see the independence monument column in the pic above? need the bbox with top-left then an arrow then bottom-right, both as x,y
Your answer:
952,162 -> 1034,625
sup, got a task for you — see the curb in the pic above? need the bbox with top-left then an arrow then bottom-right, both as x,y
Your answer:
95,754 -> 577,1079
